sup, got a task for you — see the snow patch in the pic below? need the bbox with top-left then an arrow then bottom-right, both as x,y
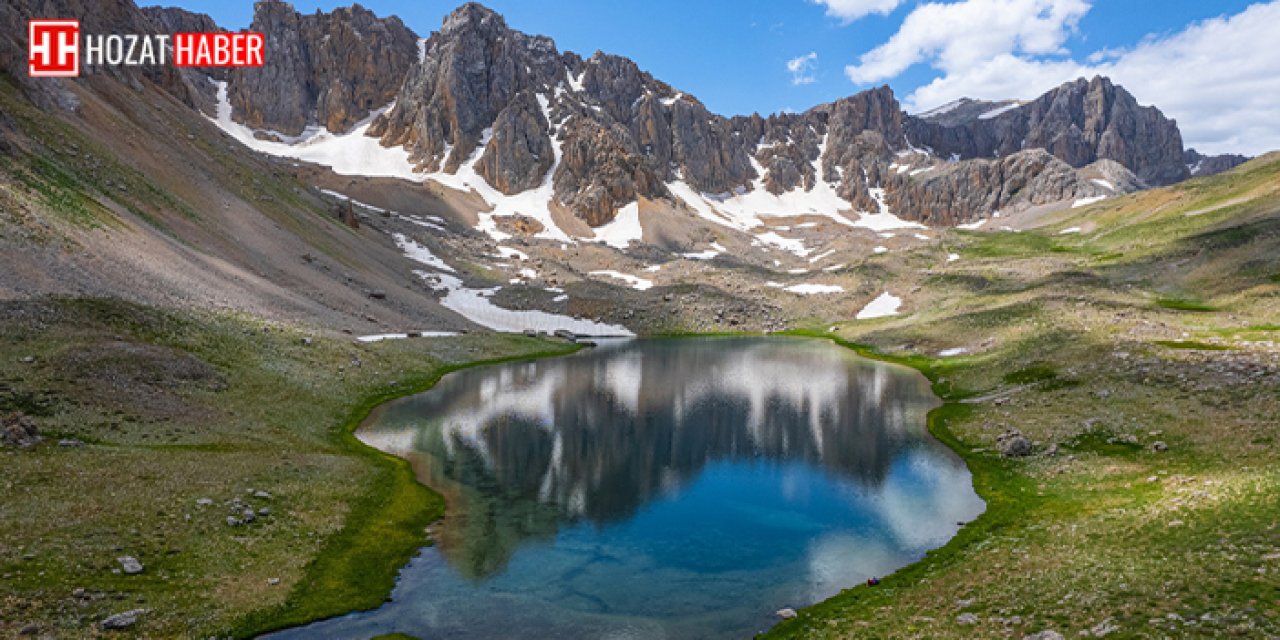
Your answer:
589,270 -> 653,291
680,242 -> 726,260
357,331 -> 458,343
393,233 -> 455,273
1058,227 -> 1082,235
978,102 -> 1021,120
856,292 -> 902,320
784,283 -> 844,295
210,79 -> 423,182
1072,195 -> 1108,209
938,347 -> 968,357
592,202 -> 643,249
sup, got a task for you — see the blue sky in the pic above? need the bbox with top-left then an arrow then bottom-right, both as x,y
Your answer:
162,1 -> 1280,154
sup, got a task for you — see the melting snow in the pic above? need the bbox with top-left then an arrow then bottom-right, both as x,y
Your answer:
873,246 -> 889,254
957,219 -> 986,230
1072,195 -> 1108,208
856,292 -> 902,320
947,253 -> 961,262
495,246 -> 530,261
393,233 -> 455,273
681,242 -> 726,260
1059,227 -> 1082,235
978,103 -> 1021,120
589,270 -> 653,291
938,347 -> 969,357
357,331 -> 459,343
210,79 -> 422,182
592,202 -> 643,249
1091,179 -> 1116,191
784,283 -> 844,295
418,270 -> 632,336
917,99 -> 964,118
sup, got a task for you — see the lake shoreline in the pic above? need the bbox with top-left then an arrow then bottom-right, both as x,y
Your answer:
259,333 -> 986,640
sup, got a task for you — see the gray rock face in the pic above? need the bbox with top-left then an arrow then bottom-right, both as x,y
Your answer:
228,2 -> 419,136
908,77 -> 1188,186
1185,148 -> 1250,177
171,2 -> 1210,229
0,0 -> 207,112
885,149 -> 1104,226
369,6 -> 1185,228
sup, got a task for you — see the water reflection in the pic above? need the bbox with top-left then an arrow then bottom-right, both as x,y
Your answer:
364,338 -> 957,577
276,337 -> 984,640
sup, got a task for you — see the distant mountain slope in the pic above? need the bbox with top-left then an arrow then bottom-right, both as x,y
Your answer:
215,2 -> 1205,233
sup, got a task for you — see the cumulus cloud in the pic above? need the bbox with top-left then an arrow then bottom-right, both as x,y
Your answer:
812,0 -> 905,23
787,52 -> 820,85
846,0 -> 1280,155
845,0 -> 1090,84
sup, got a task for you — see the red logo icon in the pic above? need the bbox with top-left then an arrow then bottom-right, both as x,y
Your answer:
29,19 -> 80,77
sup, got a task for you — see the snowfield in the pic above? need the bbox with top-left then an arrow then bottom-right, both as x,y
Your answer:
856,292 -> 903,320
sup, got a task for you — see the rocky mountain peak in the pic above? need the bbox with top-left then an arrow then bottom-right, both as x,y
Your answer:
440,2 -> 506,35
226,1 -> 419,136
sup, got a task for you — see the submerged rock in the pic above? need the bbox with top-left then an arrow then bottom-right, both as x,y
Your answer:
776,608 -> 797,620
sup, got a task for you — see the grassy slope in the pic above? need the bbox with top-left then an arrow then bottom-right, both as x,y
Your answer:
768,156 -> 1280,638
0,298 -> 577,638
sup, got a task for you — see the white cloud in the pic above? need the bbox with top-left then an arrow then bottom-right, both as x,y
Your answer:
812,0 -> 905,23
787,52 -> 820,85
845,0 -> 1090,84
850,0 -> 1280,155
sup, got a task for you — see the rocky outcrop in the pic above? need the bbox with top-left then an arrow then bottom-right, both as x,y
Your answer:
1185,148 -> 1250,178
227,2 -> 418,136
907,77 -> 1189,186
883,149 -> 1106,226
0,0 -> 207,111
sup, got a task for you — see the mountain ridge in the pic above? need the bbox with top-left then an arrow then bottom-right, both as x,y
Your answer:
211,1 -> 1246,234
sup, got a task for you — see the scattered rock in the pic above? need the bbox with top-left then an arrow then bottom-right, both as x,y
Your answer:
20,356 -> 35,364
1044,443 -> 1060,457
997,429 -> 1033,458
58,439 -> 85,447
776,608 -> 797,619
101,609 -> 148,630
368,290 -> 387,300
253,490 -> 272,499
19,623 -> 39,635
1024,631 -> 1064,640
226,516 -> 242,527
241,509 -> 257,523
268,577 -> 281,586
196,498 -> 213,507
1089,618 -> 1119,637
301,337 -> 313,346
956,612 -> 979,625
2,412 -> 41,448
1151,441 -> 1168,452
117,556 -> 143,575
258,507 -> 271,517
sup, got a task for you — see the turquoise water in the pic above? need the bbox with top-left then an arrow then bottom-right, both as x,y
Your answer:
268,337 -> 983,639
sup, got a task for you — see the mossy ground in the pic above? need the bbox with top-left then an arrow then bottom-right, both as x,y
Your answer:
0,298 -> 577,638
767,156 -> 1280,639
